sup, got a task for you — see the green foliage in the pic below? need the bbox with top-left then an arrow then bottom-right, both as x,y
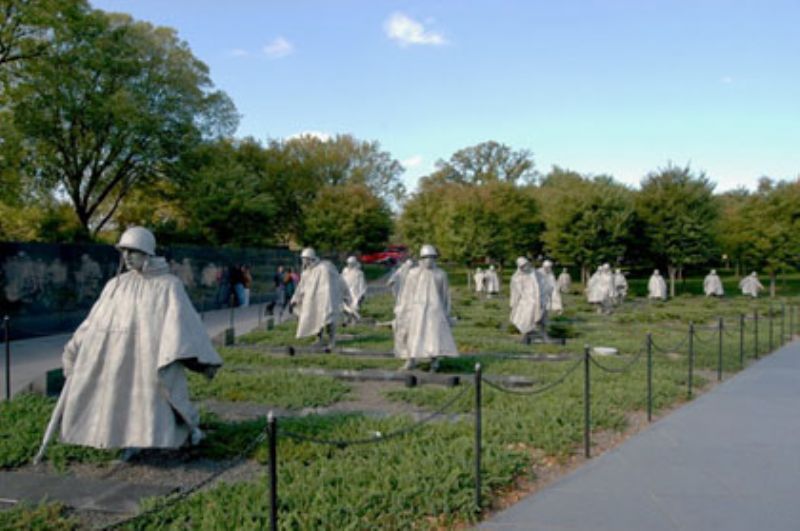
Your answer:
3,5 -> 238,237
189,369 -> 350,408
301,183 -> 393,254
0,393 -> 118,470
635,164 -> 719,276
433,140 -> 536,185
399,180 -> 542,264
0,502 -> 78,530
539,167 -> 635,269
717,179 -> 800,293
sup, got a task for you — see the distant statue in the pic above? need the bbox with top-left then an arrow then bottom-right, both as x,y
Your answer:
510,257 -> 547,344
648,269 -> 668,300
703,270 -> 724,297
393,244 -> 458,371
587,264 -> 615,313
538,260 -> 563,314
739,271 -> 765,298
387,258 -> 415,300
473,267 -> 485,294
290,247 -> 350,348
483,265 -> 500,297
341,256 -> 367,323
557,267 -> 572,294
35,227 -> 222,462
614,268 -> 628,302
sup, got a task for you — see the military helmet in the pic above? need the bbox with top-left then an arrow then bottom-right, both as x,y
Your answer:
116,227 -> 156,256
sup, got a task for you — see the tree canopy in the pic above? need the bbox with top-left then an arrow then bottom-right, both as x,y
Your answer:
2,5 -> 238,238
635,164 -> 719,295
538,167 -> 635,279
431,140 -> 536,185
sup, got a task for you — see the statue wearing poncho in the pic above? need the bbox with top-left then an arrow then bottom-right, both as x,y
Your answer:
394,245 -> 457,369
704,270 -> 724,297
473,267 -> 485,293
557,268 -> 572,294
55,228 -> 222,450
538,260 -> 563,314
291,248 -> 349,346
739,272 -> 764,298
510,257 -> 546,343
387,258 -> 415,299
341,256 -> 367,322
483,265 -> 500,296
648,270 -> 668,300
614,269 -> 628,302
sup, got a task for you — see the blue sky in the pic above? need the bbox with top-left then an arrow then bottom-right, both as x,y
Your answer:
91,0 -> 799,193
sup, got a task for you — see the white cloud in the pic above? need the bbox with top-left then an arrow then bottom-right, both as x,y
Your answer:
287,131 -> 332,142
263,37 -> 294,59
402,155 -> 424,169
230,48 -> 249,57
384,12 -> 447,47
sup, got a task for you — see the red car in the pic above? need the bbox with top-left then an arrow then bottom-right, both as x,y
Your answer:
360,245 -> 408,266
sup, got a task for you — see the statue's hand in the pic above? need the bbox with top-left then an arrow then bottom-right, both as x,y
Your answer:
204,366 -> 219,380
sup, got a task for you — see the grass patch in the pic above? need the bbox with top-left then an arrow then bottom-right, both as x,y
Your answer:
0,394 -> 118,470
189,369 -> 350,408
0,502 -> 78,530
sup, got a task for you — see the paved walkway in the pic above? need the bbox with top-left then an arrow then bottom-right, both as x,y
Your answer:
2,303 -> 274,399
483,340 -> 800,531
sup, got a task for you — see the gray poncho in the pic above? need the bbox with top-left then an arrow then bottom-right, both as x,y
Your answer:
59,257 -> 222,449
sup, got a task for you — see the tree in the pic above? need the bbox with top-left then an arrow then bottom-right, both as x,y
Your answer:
301,184 -> 393,255
398,178 -> 542,264
539,167 -> 635,283
278,134 -> 406,204
715,188 -> 751,277
731,178 -> 800,296
0,0 -> 86,69
635,164 -> 719,297
4,7 -> 238,239
433,140 -> 536,185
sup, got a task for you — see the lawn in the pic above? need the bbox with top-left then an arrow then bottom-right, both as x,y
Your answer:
2,270 -> 797,529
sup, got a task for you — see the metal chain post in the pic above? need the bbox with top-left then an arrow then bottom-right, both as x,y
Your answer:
754,309 -> 759,359
268,412 -> 278,531
717,317 -> 723,381
739,314 -> 745,370
647,333 -> 653,422
4,316 -> 10,401
780,303 -> 785,345
769,303 -> 774,352
688,322 -> 695,399
583,345 -> 591,458
474,363 -> 482,513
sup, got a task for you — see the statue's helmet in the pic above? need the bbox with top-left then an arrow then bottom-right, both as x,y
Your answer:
116,227 -> 156,256
346,256 -> 358,266
301,247 -> 317,260
420,244 -> 438,258
542,259 -> 553,268
516,256 -> 529,268
710,269 -> 716,275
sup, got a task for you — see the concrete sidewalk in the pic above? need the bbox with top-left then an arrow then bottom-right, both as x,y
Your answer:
1,303 -> 274,399
483,341 -> 800,531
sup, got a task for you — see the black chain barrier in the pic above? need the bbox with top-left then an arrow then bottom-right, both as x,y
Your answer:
650,334 -> 691,354
588,343 -> 647,374
480,356 -> 583,396
281,385 -> 472,448
691,327 -> 718,344
99,427 -> 269,530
